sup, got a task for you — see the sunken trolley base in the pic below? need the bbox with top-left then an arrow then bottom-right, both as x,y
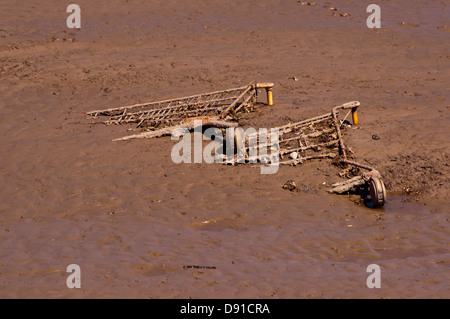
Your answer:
86,82 -> 386,208
328,160 -> 387,208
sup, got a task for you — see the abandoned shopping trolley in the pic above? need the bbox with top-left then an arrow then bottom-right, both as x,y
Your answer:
87,82 -> 386,207
233,100 -> 386,207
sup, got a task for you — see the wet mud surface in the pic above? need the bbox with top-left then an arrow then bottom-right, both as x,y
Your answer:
0,0 -> 448,298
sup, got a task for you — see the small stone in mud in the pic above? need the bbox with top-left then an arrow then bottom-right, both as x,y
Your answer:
372,134 -> 380,140
298,1 -> 316,5
282,180 -> 297,191
399,22 -> 419,27
103,88 -> 112,93
323,5 -> 337,11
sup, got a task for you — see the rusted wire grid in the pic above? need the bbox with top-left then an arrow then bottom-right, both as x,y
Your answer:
239,114 -> 341,164
278,101 -> 359,162
86,83 -> 259,130
231,101 -> 360,166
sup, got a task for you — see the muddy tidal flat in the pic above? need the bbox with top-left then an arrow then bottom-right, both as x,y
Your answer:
0,0 -> 448,298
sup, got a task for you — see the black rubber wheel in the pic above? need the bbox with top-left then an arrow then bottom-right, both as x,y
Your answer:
369,177 -> 386,207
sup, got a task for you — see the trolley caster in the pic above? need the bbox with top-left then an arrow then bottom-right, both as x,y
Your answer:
368,177 -> 386,207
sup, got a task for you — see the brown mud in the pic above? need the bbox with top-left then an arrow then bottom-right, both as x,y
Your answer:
0,0 -> 448,298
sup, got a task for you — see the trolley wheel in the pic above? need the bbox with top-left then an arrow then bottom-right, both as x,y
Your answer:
368,177 -> 386,207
